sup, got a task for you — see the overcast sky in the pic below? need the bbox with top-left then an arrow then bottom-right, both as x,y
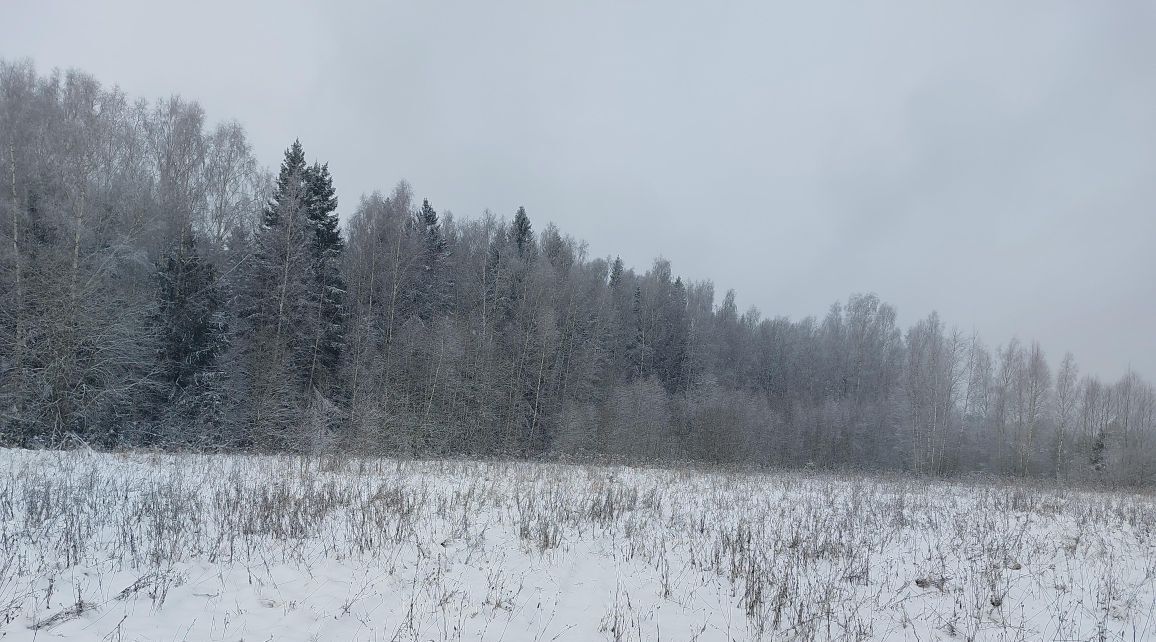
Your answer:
4,0 -> 1154,380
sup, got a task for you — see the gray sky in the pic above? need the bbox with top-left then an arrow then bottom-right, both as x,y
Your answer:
4,0 -> 1155,381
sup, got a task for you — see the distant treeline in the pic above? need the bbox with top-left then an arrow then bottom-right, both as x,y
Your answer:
1,60 -> 1153,484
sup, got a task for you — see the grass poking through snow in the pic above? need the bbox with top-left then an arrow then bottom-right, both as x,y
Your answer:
1,448 -> 1154,640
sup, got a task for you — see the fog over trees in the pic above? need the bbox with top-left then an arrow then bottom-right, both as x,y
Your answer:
1,60 -> 1153,484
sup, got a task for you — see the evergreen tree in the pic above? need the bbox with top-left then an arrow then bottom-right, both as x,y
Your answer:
656,276 -> 689,393
609,256 -> 624,289
242,144 -> 317,447
302,160 -> 346,394
512,206 -> 533,259
152,229 -> 228,444
417,199 -> 445,257
628,285 -> 647,379
266,139 -> 308,227
603,256 -> 634,384
412,198 -> 449,320
305,161 -> 341,255
241,140 -> 346,447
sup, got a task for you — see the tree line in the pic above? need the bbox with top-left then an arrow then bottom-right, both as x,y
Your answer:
1,60 -> 1153,484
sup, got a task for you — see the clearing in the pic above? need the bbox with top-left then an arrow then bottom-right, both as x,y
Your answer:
1,448 -> 1154,640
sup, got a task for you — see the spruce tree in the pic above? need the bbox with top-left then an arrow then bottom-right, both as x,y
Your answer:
302,160 -> 346,393
512,206 -> 533,259
305,161 -> 341,255
628,285 -> 647,379
243,144 -> 316,447
656,276 -> 689,392
412,198 -> 449,320
417,199 -> 445,258
609,256 -> 624,289
241,141 -> 347,447
152,229 -> 227,444
266,139 -> 308,227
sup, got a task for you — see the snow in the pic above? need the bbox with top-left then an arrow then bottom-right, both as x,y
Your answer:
1,448 -> 1154,640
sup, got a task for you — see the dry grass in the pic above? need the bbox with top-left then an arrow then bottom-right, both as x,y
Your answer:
0,448 -> 1154,640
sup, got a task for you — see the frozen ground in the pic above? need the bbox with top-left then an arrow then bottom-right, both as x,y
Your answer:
0,448 -> 1154,641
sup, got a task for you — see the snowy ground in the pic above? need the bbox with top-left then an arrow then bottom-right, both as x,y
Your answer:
1,449 -> 1154,641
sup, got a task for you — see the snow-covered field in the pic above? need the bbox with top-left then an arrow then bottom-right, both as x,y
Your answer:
1,449 -> 1154,641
